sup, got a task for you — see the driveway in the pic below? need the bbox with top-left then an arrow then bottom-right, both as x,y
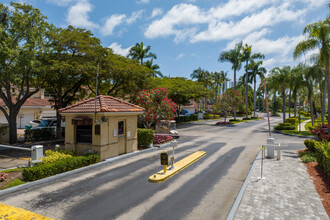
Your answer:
0,114 -> 306,220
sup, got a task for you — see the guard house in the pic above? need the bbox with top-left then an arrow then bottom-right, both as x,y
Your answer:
59,95 -> 144,160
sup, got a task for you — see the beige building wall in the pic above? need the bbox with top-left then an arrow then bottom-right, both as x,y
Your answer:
62,113 -> 139,160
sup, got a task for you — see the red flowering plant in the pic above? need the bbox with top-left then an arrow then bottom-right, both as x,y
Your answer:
213,90 -> 242,123
134,87 -> 178,129
310,124 -> 330,141
0,172 -> 8,182
153,135 -> 173,145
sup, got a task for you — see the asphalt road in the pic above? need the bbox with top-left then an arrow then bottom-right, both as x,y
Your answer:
0,114 -> 307,220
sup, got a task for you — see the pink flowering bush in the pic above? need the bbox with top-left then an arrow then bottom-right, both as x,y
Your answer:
134,87 -> 178,128
153,135 -> 173,145
0,172 -> 8,182
310,124 -> 330,141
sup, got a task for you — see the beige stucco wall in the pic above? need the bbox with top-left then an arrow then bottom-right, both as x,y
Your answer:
62,113 -> 140,161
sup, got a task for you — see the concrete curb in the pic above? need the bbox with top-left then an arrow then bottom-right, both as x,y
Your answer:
0,143 -> 170,197
272,129 -> 315,139
226,149 -> 262,220
149,151 -> 206,183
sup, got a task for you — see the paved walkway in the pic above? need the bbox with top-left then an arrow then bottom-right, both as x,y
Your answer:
299,119 -> 311,131
234,150 -> 328,220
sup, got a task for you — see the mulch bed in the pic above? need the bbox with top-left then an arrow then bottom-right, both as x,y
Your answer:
303,161 -> 330,217
0,171 -> 23,189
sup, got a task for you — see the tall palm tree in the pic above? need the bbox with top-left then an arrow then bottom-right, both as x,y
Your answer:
303,64 -> 319,126
294,17 -> 329,124
143,58 -> 163,77
191,67 -> 211,111
241,44 -> 265,118
218,41 -> 243,119
128,42 -> 157,65
291,64 -> 305,117
271,66 -> 291,123
248,60 -> 266,117
219,71 -> 230,94
210,71 -> 221,100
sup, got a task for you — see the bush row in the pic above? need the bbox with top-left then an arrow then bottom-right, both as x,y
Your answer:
137,128 -> 154,149
25,128 -> 54,142
175,114 -> 198,123
315,141 -> 330,176
274,125 -> 295,130
22,154 -> 100,181
286,118 -> 296,125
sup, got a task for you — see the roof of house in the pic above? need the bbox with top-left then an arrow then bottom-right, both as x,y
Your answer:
58,95 -> 144,113
0,98 -> 52,107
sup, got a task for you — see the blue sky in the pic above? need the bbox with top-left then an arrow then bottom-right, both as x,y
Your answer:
4,0 -> 329,81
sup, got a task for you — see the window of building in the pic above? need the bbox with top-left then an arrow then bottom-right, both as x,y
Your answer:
76,125 -> 92,143
118,121 -> 124,135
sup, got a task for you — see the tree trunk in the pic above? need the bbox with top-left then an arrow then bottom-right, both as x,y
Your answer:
294,97 -> 297,117
310,96 -> 314,126
234,69 -> 237,120
327,61 -> 329,125
245,72 -> 248,118
8,113 -> 18,144
323,75 -> 327,125
253,79 -> 256,118
320,83 -> 324,125
288,90 -> 291,118
282,90 -> 286,123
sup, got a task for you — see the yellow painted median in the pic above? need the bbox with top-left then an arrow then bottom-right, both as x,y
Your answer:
0,203 -> 54,220
149,151 -> 206,183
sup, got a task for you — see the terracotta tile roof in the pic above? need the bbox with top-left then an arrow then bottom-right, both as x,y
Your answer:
58,95 -> 144,113
0,98 -> 52,107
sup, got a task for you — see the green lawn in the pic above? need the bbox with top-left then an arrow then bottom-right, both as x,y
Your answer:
304,119 -> 322,131
279,118 -> 315,136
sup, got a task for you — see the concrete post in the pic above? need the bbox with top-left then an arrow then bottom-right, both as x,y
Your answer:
267,138 -> 275,159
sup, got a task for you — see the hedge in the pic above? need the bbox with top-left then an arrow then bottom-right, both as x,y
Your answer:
286,118 -> 296,125
22,154 -> 100,181
304,139 -> 317,152
315,141 -> 330,176
175,114 -> 198,123
229,119 -> 240,122
25,128 -> 54,142
274,125 -> 295,130
137,128 -> 154,149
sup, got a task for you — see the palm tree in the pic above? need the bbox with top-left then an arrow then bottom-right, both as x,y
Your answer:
248,60 -> 266,117
218,41 -> 243,119
271,66 -> 291,123
241,44 -> 265,118
291,64 -> 305,117
294,17 -> 329,124
143,58 -> 163,77
219,71 -> 230,94
191,67 -> 211,111
128,42 -> 157,64
210,71 -> 221,100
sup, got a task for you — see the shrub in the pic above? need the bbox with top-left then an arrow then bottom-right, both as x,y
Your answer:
153,135 -> 173,145
25,128 -> 54,142
304,139 -> 317,152
300,152 -> 317,163
0,172 -> 8,182
22,154 -> 100,181
279,123 -> 291,127
243,117 -> 252,120
41,150 -> 73,164
215,121 -> 233,126
286,118 -> 296,125
175,114 -> 198,123
137,129 -> 155,149
314,141 -> 330,176
310,124 -> 330,141
229,119 -> 240,122
2,178 -> 25,189
274,125 -> 295,130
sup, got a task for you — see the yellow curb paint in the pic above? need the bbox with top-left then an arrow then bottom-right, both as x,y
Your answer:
0,203 -> 54,220
149,151 -> 206,183
19,158 -> 31,161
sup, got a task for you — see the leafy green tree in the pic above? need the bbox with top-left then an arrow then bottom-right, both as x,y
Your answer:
248,60 -> 266,117
128,42 -> 157,65
294,17 -> 329,124
133,87 -> 177,129
213,89 -> 242,122
96,51 -> 153,98
218,41 -> 243,119
44,25 -> 104,137
0,3 -> 50,143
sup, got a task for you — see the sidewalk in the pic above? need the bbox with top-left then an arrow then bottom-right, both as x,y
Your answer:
299,119 -> 311,131
234,150 -> 328,220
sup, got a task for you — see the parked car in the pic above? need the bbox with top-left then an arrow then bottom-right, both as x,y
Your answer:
29,119 -> 42,127
32,118 -> 65,137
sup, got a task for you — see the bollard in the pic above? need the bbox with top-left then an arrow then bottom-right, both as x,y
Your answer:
31,145 -> 43,161
276,143 -> 281,160
266,138 -> 275,158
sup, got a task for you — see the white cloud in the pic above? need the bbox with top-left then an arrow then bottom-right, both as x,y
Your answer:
137,0 -> 149,4
109,43 -> 132,56
151,8 -> 163,18
126,10 -> 144,24
66,1 -> 98,28
176,53 -> 184,60
101,14 -> 126,36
